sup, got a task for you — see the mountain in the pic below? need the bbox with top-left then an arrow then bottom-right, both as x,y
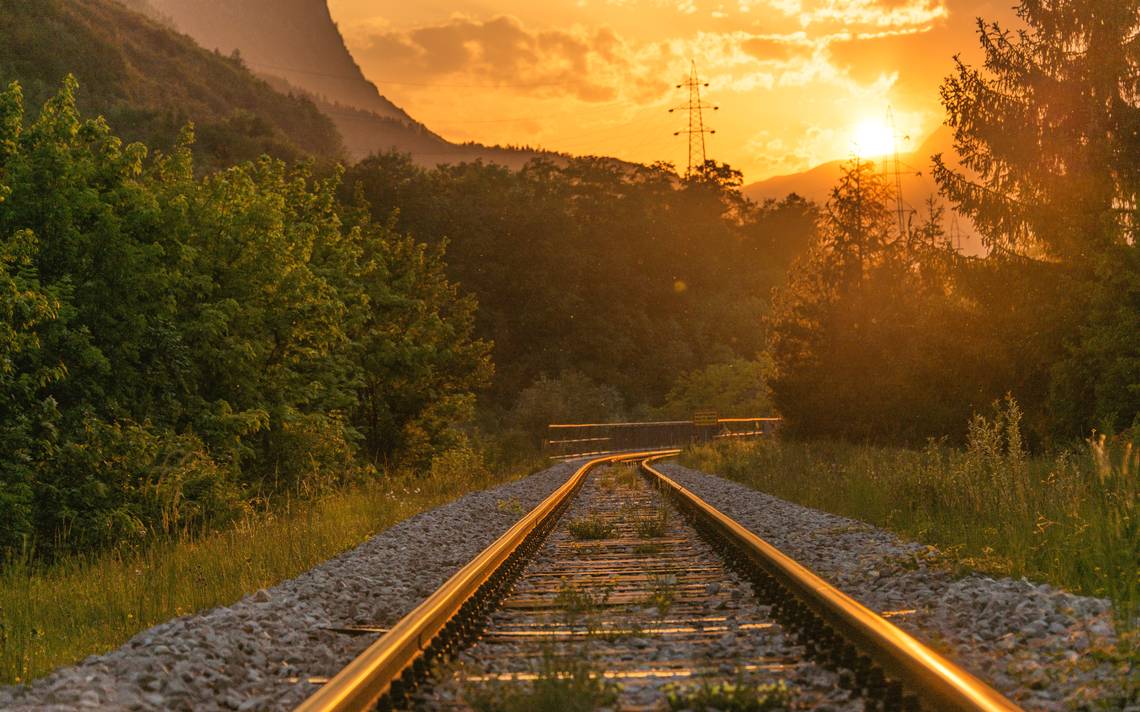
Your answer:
0,0 -> 344,168
744,126 -> 983,252
142,0 -> 409,123
142,0 -> 542,167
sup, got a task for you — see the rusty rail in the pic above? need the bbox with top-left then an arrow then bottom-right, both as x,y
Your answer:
297,451 -> 1021,712
293,449 -> 677,712
639,455 -> 1021,712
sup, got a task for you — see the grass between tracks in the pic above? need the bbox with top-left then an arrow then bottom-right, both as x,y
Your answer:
681,399 -> 1138,627
0,449 -> 545,686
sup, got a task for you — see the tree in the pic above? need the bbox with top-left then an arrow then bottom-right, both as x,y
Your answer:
767,159 -> 980,441
934,0 -> 1140,438
0,79 -> 495,557
934,0 -> 1138,261
341,154 -> 812,413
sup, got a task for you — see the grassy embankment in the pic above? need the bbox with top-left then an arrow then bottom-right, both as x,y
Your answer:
0,450 -> 544,686
682,399 -> 1137,625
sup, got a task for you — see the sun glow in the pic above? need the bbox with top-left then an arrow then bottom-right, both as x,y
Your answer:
851,118 -> 896,158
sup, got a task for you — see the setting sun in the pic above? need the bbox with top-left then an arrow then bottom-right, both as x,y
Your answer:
852,118 -> 896,158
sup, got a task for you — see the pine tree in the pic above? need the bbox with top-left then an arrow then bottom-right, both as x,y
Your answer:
934,0 -> 1139,438
934,0 -> 1139,261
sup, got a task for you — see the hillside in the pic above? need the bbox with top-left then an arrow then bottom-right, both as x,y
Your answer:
0,0 -> 343,168
143,0 -> 409,123
745,126 -> 983,252
142,0 -> 542,166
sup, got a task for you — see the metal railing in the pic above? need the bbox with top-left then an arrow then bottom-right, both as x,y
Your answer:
543,416 -> 781,458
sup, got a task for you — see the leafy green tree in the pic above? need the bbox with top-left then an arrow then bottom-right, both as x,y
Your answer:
656,357 -> 773,420
768,160 -> 983,441
345,211 -> 493,467
0,78 -> 493,557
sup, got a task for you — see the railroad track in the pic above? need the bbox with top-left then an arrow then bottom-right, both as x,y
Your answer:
296,451 -> 1022,711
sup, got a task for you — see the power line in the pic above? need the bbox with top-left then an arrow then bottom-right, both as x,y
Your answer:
669,61 -> 718,176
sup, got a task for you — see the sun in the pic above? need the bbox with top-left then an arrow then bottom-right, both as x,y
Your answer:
851,118 -> 896,158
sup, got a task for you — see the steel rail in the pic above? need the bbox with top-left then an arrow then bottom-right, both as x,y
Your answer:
639,455 -> 1022,712
294,449 -> 679,712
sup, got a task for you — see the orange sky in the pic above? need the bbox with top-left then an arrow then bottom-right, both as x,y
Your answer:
327,0 -> 1018,182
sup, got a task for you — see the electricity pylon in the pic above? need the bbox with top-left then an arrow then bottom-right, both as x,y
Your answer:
670,61 -> 718,176
887,108 -> 908,240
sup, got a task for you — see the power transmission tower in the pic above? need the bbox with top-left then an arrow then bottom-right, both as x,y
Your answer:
670,61 -> 718,176
887,108 -> 908,240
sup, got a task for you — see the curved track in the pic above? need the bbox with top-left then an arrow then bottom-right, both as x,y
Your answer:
296,451 -> 1022,712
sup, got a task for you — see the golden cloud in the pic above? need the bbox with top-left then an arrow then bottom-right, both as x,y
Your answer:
349,15 -> 677,103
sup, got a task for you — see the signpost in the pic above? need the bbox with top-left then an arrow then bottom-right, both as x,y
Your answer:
692,409 -> 719,427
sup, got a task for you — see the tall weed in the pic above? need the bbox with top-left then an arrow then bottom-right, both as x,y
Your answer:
0,445 -> 542,685
683,398 -> 1138,625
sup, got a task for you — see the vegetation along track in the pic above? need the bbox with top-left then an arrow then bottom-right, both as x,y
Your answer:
296,451 -> 1022,711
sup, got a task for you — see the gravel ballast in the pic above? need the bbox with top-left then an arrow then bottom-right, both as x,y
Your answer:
420,463 -> 861,711
0,462 -> 580,711
1,457 -> 1132,711
657,461 -> 1136,711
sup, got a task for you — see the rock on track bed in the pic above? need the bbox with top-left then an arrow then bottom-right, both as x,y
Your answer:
657,461 -> 1136,712
1,458 -> 1133,711
0,462 -> 579,712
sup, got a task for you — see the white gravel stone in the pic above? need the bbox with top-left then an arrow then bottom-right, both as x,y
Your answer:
656,461 -> 1136,711
0,461 -> 579,711
2,456 -> 1131,711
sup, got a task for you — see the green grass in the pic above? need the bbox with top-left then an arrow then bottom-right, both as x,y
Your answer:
664,679 -> 792,711
0,453 -> 542,686
635,506 -> 670,539
464,647 -> 620,712
645,574 -> 678,617
681,399 -> 1138,626
554,579 -> 613,627
566,516 -> 616,540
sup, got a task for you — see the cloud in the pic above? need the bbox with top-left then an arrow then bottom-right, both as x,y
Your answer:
330,0 -> 1016,179
826,27 -> 934,85
349,15 -> 676,103
762,0 -> 949,28
739,33 -> 815,62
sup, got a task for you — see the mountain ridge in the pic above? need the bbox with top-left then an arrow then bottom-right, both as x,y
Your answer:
0,0 -> 344,168
744,125 -> 983,251
141,0 -> 544,168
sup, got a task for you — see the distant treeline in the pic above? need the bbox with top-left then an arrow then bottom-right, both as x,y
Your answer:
340,155 -> 815,416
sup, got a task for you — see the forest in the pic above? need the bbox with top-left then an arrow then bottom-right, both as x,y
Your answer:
766,0 -> 1137,446
0,0 -> 1136,566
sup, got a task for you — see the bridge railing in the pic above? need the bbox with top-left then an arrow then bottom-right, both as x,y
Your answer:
543,417 -> 781,458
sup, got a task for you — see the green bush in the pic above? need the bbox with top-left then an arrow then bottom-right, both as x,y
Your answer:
655,357 -> 773,419
506,370 -> 625,443
0,78 -> 489,558
36,418 -> 243,553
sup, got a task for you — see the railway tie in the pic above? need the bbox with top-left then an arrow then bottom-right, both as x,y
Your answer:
296,450 -> 1022,712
